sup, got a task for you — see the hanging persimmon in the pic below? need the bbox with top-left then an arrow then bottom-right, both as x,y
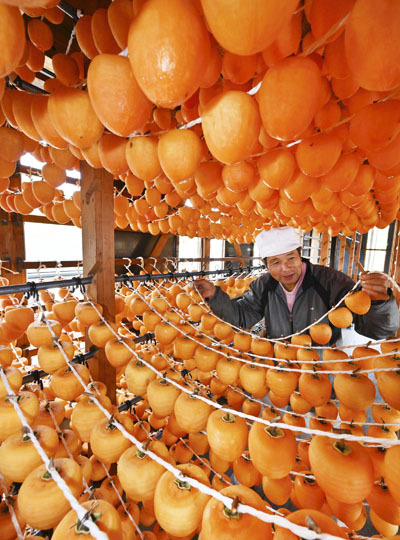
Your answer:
128,0 -> 210,108
202,91 -> 261,164
0,5 -> 25,78
309,435 -> 374,504
88,54 -> 152,137
48,87 -> 104,149
258,56 -> 322,141
201,0 -> 298,55
201,484 -> 273,540
345,0 -> 400,91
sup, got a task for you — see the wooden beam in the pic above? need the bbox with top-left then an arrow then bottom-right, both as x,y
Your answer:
22,214 -> 74,226
81,162 -> 116,404
150,234 -> 171,258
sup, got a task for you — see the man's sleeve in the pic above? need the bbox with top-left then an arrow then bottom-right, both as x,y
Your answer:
207,276 -> 267,330
321,266 -> 400,340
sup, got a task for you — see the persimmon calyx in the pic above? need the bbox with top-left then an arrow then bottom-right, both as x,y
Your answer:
223,496 -> 241,520
174,478 -> 191,490
305,515 -> 322,534
264,426 -> 285,438
221,412 -> 236,423
75,510 -> 102,535
333,440 -> 352,455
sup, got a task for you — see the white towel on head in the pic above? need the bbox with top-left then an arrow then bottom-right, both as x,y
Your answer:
255,226 -> 301,258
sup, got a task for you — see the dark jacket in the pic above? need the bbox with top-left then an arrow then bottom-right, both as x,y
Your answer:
208,260 -> 399,342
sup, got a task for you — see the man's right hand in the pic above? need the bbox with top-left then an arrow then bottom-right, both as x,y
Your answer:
193,279 -> 217,300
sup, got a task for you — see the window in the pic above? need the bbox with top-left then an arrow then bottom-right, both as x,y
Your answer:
177,236 -> 201,272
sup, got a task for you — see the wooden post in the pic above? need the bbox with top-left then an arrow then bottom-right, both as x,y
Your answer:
80,163 -> 116,403
319,232 -> 330,266
352,233 -> 362,281
337,237 -> 346,272
0,212 -> 26,287
233,243 -> 242,257
202,238 -> 210,270
389,220 -> 400,278
347,235 -> 356,278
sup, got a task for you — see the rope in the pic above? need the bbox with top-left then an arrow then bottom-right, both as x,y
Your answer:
0,368 -> 109,540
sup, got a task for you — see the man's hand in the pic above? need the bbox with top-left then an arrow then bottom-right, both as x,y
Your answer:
193,279 -> 217,300
359,271 -> 391,301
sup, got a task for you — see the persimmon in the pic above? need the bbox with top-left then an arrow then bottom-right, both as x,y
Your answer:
154,463 -> 210,537
126,135 -> 161,181
328,306 -> 353,328
52,499 -> 122,540
202,91 -> 261,164
294,473 -> 325,510
18,457 -> 83,530
334,373 -> 375,411
70,394 -> 113,443
266,367 -> 299,398
174,391 -> 212,433
262,474 -> 292,505
310,323 -> 332,345
88,54 -> 152,136
48,87 -> 104,149
90,416 -> 132,463
290,392 -> 312,415
128,0 -> 210,108
344,289 -> 371,314
88,320 -> 117,348
249,423 -> 297,479
26,319 -> 62,348
259,56 -> 322,141
345,0 -> 400,92
298,372 -> 331,407
207,410 -> 248,462
309,436 -> 374,504
117,441 -> 173,502
377,369 -> 400,410
370,508 -> 399,536
0,425 -> 58,484
158,129 -> 203,182
201,484 -> 273,540
50,364 -> 90,402
0,5 -> 25,77
349,100 -> 400,152
27,19 -> 53,52
296,133 -> 342,178
201,0 -> 298,56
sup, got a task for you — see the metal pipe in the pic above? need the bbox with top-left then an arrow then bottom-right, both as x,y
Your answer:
0,266 -> 264,296
57,0 -> 79,22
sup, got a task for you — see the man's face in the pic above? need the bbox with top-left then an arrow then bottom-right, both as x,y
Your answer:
265,249 -> 303,291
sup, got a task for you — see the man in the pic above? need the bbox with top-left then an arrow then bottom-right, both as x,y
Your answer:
195,227 -> 399,342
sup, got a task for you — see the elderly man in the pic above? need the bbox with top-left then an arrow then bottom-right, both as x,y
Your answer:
195,227 -> 399,342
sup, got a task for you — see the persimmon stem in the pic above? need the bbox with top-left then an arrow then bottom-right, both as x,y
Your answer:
222,413 -> 235,423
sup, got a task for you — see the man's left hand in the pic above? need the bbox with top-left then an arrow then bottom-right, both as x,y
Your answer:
359,271 -> 391,301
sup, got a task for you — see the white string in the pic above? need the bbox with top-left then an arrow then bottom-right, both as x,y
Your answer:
132,273 -> 399,368
0,471 -> 24,540
14,291 -> 398,539
129,282 -> 400,375
0,368 -> 109,540
99,462 -> 144,540
81,293 -> 400,446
